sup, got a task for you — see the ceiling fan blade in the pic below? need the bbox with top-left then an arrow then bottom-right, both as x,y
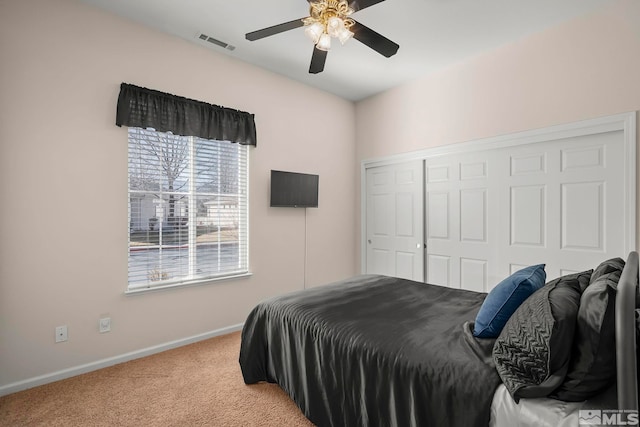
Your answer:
349,0 -> 386,12
246,18 -> 305,41
309,47 -> 328,74
351,20 -> 399,58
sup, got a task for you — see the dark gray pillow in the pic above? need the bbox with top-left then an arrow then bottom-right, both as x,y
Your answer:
493,271 -> 591,402
590,257 -> 625,285
551,270 -> 621,401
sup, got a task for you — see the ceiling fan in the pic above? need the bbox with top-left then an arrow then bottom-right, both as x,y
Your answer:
245,0 -> 399,74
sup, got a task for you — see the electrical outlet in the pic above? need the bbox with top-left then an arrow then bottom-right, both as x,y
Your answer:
55,325 -> 68,343
99,317 -> 111,333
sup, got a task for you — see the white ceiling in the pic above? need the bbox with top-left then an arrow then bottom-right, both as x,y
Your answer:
80,0 -> 611,101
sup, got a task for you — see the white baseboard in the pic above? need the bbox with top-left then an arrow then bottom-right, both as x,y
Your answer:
0,323 -> 244,397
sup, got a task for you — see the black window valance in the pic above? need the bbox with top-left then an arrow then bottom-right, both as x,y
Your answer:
116,83 -> 257,146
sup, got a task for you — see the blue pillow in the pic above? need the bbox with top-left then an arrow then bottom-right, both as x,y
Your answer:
473,264 -> 546,338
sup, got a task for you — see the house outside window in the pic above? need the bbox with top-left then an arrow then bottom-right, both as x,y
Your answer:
127,127 -> 249,291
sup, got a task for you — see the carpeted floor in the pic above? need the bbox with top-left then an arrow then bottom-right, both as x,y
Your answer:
0,331 -> 315,426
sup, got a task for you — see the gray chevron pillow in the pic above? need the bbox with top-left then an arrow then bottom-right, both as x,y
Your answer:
493,270 -> 592,402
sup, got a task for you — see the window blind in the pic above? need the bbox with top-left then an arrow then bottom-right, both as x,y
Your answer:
127,127 -> 248,291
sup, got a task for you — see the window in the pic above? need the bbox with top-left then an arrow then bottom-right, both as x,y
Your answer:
127,127 -> 248,291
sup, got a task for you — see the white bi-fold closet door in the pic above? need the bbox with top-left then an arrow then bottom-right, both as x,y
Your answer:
426,129 -> 628,291
365,160 -> 424,281
362,113 -> 636,291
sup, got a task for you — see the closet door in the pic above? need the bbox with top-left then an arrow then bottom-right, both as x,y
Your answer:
425,152 -> 496,292
496,130 -> 626,281
365,161 -> 424,281
424,128 -> 627,291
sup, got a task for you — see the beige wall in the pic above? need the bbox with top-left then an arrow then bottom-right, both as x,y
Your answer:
0,0 -> 356,389
355,0 -> 640,266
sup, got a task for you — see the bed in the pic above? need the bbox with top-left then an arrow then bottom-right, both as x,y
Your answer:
240,252 -> 639,427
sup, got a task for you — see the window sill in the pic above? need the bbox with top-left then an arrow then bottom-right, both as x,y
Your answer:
124,272 -> 252,295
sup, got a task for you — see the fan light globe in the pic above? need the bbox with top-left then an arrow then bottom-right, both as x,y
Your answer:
326,16 -> 344,38
316,33 -> 332,51
304,22 -> 324,44
338,27 -> 354,45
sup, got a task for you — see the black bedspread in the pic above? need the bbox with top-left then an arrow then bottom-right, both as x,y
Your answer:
240,275 -> 501,427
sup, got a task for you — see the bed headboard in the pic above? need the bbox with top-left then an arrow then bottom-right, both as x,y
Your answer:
617,251 -> 639,411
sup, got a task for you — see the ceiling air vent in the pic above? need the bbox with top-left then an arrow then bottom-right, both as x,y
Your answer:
197,33 -> 236,51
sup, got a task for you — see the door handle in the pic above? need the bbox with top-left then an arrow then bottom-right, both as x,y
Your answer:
368,239 -> 372,244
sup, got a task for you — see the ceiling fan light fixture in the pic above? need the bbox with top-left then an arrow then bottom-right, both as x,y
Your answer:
316,33 -> 332,51
303,0 -> 355,49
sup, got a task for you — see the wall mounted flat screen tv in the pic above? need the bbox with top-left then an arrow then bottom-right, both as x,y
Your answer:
270,170 -> 319,208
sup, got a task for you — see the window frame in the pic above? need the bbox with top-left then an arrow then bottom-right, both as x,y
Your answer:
126,127 -> 250,294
